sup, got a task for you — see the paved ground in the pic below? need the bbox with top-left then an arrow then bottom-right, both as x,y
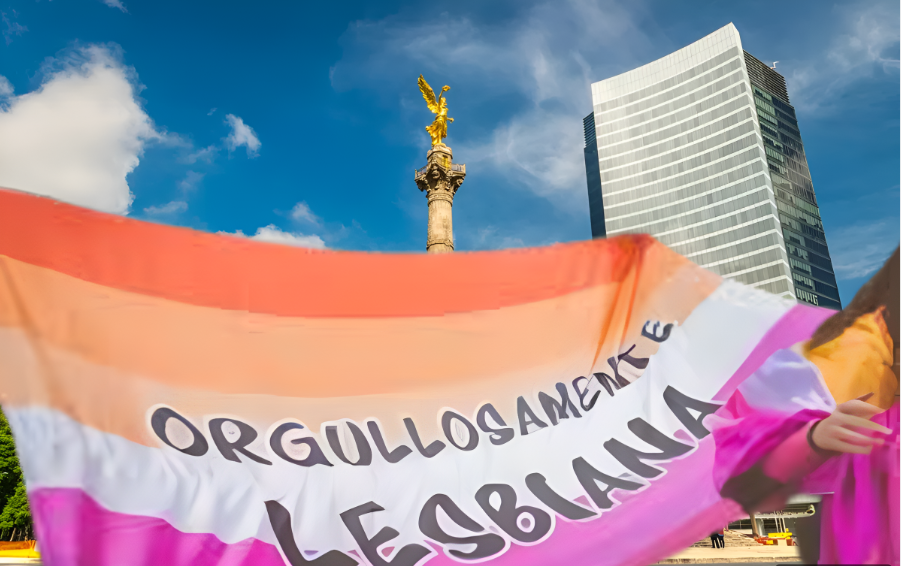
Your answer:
658,545 -> 801,563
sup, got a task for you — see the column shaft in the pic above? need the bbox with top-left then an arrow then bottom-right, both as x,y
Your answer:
427,192 -> 454,253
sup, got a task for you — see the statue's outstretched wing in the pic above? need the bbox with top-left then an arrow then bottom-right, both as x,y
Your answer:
418,75 -> 440,114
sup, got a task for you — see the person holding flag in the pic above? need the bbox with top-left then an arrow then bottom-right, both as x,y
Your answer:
714,248 -> 899,565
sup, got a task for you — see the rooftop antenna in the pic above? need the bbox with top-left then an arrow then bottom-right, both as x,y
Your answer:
770,61 -> 779,70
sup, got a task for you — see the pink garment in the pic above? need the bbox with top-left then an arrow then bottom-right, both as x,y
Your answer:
805,402 -> 899,565
761,421 -> 827,484
713,397 -> 900,565
711,390 -> 829,491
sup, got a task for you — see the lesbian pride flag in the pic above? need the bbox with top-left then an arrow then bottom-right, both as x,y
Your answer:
0,187 -> 836,566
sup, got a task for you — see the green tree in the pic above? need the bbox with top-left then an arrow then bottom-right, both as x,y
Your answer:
0,410 -> 31,539
0,411 -> 22,507
0,481 -> 31,539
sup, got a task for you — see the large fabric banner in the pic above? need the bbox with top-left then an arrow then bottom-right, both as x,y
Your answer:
0,188 -> 837,566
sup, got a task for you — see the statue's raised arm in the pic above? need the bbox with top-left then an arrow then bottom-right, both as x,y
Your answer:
418,74 -> 452,147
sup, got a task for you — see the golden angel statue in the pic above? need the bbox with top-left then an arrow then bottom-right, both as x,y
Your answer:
418,75 -> 454,147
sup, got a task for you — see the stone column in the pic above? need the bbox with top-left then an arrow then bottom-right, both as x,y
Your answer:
415,144 -> 466,254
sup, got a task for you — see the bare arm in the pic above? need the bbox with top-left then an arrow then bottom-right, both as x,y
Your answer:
721,396 -> 889,514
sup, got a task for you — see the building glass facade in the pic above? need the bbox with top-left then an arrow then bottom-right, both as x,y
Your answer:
584,113 -> 606,238
584,24 -> 840,307
743,52 -> 841,309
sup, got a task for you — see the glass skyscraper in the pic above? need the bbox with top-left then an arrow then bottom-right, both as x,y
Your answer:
583,24 -> 840,308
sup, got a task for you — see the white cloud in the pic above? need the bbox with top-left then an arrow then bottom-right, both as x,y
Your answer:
251,225 -> 325,248
329,0 -> 652,212
142,171 -> 202,217
177,170 -> 204,192
144,200 -> 187,215
181,145 -> 217,164
207,108 -> 217,116
221,225 -> 326,249
2,12 -> 27,45
472,226 -> 526,250
828,219 -> 900,280
0,75 -> 13,98
224,114 -> 261,157
165,134 -> 218,164
460,108 -> 586,208
0,45 -> 158,214
221,202 -> 328,248
826,2 -> 900,73
787,1 -> 899,114
290,201 -> 321,225
101,0 -> 127,12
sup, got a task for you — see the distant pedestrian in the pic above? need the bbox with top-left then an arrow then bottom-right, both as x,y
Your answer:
709,533 -> 721,548
716,528 -> 725,548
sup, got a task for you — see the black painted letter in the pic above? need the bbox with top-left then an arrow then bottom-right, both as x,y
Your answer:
572,457 -> 642,510
572,376 -> 600,412
593,372 -> 623,397
525,473 -> 596,520
404,418 -> 445,458
419,494 -> 506,560
340,502 -> 431,566
516,397 -> 548,436
265,500 -> 357,565
270,422 -> 332,468
326,422 -> 373,466
441,411 -> 479,451
150,407 -> 208,456
475,484 -> 552,543
367,421 -> 412,464
642,321 -> 673,343
209,418 -> 271,465
663,386 -> 721,439
538,383 -> 581,425
476,404 -> 515,446
603,418 -> 692,478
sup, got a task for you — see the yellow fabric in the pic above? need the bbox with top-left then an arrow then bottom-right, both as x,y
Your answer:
806,309 -> 898,410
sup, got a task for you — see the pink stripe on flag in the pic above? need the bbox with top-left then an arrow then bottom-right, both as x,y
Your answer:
31,488 -> 285,566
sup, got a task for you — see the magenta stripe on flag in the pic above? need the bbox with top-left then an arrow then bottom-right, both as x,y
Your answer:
31,488 -> 285,566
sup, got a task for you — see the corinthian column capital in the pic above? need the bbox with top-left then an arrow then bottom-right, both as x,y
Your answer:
413,144 -> 466,254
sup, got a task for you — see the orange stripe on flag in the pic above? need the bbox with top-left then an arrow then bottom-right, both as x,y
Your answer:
0,188 -> 650,318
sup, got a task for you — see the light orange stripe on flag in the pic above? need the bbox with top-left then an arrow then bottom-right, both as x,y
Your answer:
0,326 -> 618,446
1,256 -> 625,397
0,247 -> 717,399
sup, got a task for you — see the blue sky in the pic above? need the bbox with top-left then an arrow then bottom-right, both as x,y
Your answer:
0,0 -> 897,302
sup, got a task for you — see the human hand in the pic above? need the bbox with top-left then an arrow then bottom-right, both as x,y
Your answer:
810,393 -> 892,455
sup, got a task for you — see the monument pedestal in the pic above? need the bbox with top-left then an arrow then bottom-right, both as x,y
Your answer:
414,144 -> 466,254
